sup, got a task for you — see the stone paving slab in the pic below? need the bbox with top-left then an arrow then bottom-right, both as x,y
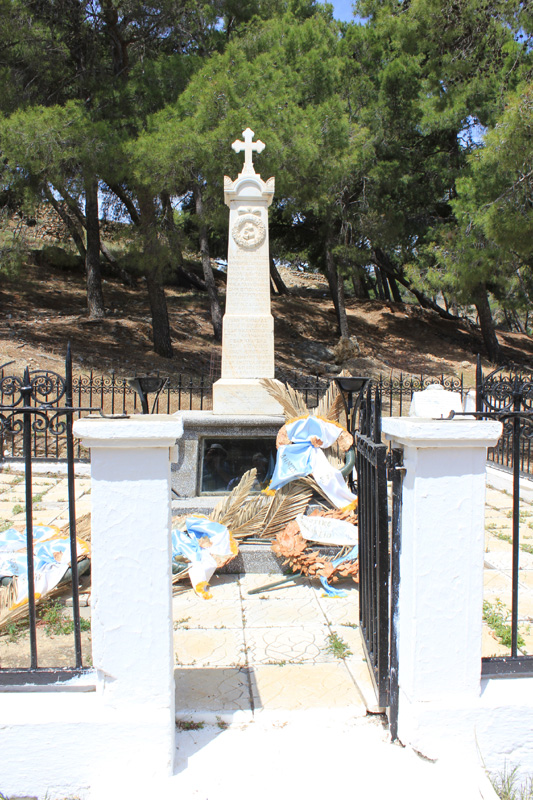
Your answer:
251,662 -> 366,717
174,666 -> 253,723
174,627 -> 246,667
316,592 -> 360,626
243,596 -> 324,627
244,625 -> 334,665
173,599 -> 243,629
239,572 -> 316,600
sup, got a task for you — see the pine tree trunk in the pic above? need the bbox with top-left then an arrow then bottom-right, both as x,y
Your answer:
325,240 -> 349,338
386,273 -> 403,303
42,184 -> 86,259
138,189 -> 173,358
270,256 -> 289,295
145,270 -> 173,358
161,191 -> 206,291
84,176 -> 105,319
374,265 -> 386,300
194,184 -> 223,341
351,266 -> 370,300
378,267 -> 391,301
373,247 -> 456,320
473,285 -> 501,363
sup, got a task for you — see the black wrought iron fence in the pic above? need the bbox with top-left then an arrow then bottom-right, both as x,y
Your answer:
476,358 -> 533,477
0,371 -> 216,461
355,381 -> 403,733
0,367 -> 472,462
0,346 -> 95,683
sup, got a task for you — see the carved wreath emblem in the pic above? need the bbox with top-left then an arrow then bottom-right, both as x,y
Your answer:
232,211 -> 266,249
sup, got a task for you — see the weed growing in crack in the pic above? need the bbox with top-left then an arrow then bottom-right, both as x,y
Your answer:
325,632 -> 352,659
177,720 -> 204,731
173,616 -> 191,630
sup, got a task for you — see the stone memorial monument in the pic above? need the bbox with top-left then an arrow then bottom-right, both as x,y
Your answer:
172,128 -> 284,499
213,128 -> 282,415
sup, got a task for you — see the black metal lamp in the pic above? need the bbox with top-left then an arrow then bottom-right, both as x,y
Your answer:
126,376 -> 168,415
334,376 -> 371,436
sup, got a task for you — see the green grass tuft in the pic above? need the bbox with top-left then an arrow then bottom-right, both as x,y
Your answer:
491,766 -> 533,799
325,631 -> 352,659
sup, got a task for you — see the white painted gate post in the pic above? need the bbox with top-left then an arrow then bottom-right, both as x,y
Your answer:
73,415 -> 183,789
382,418 -> 502,759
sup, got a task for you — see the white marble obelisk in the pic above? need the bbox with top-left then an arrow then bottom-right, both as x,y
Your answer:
213,128 -> 283,415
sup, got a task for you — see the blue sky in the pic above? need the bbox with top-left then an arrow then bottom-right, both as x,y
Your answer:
330,0 -> 358,22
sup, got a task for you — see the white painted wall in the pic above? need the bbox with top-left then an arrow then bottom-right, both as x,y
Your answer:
383,417 -> 533,785
0,415 -> 183,799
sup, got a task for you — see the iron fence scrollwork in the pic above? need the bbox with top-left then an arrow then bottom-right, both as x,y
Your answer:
0,345 -> 97,683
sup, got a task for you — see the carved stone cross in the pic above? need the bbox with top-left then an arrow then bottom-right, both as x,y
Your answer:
231,128 -> 265,175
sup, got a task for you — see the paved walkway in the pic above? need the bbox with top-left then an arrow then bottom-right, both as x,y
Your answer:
173,572 -> 372,723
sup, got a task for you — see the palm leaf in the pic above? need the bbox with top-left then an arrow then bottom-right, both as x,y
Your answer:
301,475 -> 333,505
314,382 -> 345,424
0,580 -> 73,632
261,481 -> 313,539
0,578 -> 17,623
211,469 -> 257,525
230,494 -> 271,539
259,378 -> 308,420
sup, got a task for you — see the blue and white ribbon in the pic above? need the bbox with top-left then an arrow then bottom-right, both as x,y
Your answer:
269,416 -> 357,510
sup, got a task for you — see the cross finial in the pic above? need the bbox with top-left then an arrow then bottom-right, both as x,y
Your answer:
231,128 -> 265,175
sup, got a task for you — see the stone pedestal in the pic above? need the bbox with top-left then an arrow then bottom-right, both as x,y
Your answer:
73,414 -> 183,782
382,417 -> 502,760
212,128 -> 283,416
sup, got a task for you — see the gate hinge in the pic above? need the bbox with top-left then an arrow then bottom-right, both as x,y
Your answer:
386,448 -> 405,479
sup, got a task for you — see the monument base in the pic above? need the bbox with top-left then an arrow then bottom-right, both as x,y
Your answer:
171,410 -> 285,498
212,378 -> 284,415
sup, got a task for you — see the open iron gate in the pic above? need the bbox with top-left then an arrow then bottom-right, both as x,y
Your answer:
356,383 -> 403,736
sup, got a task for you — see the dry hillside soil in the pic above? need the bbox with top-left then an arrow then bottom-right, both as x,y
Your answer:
1,243 -> 533,386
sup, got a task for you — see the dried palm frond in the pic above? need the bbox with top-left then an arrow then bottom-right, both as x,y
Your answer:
259,378 -> 308,420
210,469 -> 257,526
272,519 -> 359,584
230,494 -> 271,539
300,475 -> 334,505
261,480 -> 313,539
0,578 -> 17,621
324,441 -> 345,471
314,382 -> 345,424
60,513 -> 92,543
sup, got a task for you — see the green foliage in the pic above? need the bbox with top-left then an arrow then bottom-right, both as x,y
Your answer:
39,600 -> 91,637
6,620 -> 27,643
177,720 -> 205,731
458,85 -> 533,259
0,0 -> 531,338
483,600 -> 525,650
491,765 -> 533,800
325,631 -> 353,659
